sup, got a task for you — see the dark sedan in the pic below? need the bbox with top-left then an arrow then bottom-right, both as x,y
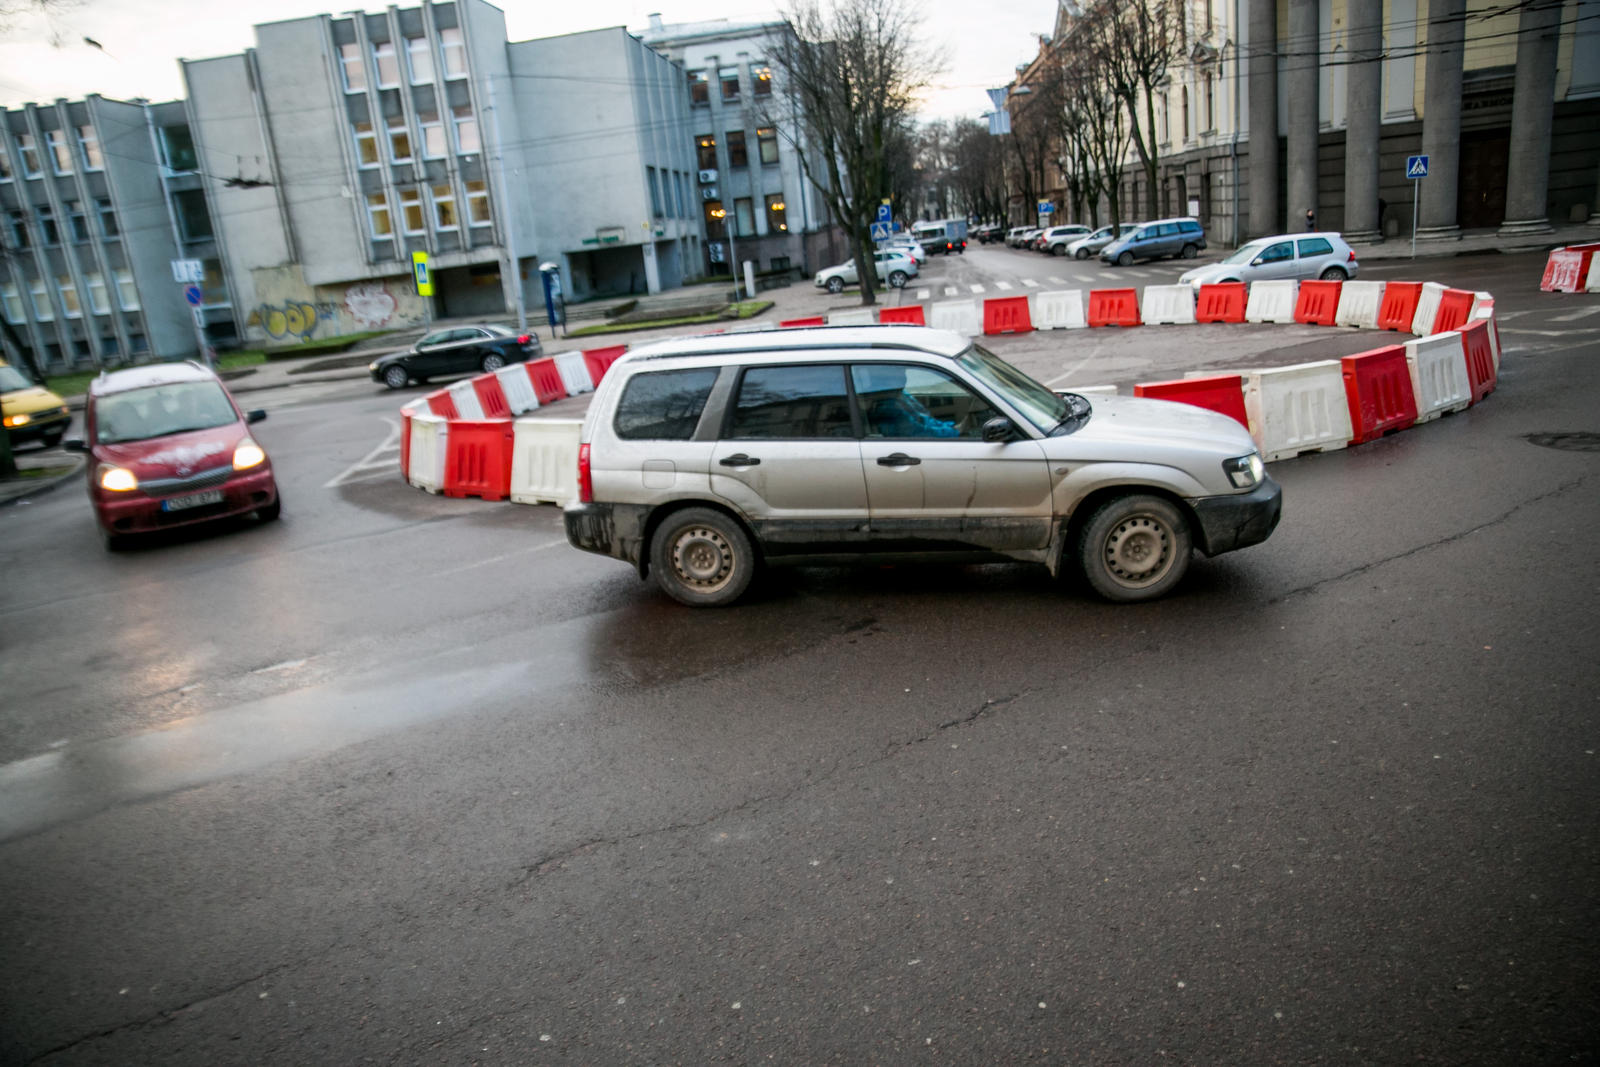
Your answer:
370,324 -> 542,390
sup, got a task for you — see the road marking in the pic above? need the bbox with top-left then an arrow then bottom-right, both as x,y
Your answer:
1045,342 -> 1109,387
994,280 -> 1014,291
968,283 -> 986,294
1550,305 -> 1600,323
1049,276 -> 1068,285
944,286 -> 959,297
324,416 -> 402,488
429,538 -> 570,580
916,288 -> 930,300
1021,278 -> 1039,288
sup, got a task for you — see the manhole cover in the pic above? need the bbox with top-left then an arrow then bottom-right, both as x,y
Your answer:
1524,432 -> 1600,452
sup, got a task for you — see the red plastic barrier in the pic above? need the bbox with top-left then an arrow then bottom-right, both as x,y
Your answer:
425,390 -> 459,419
1459,320 -> 1497,404
582,344 -> 629,386
471,374 -> 510,419
399,406 -> 414,480
1195,282 -> 1247,323
780,316 -> 826,328
1430,288 -> 1476,334
878,305 -> 926,325
1340,345 -> 1417,444
1540,244 -> 1600,292
982,295 -> 1033,335
1377,281 -> 1423,331
1087,288 -> 1141,327
1133,374 -> 1248,428
1293,280 -> 1342,326
443,420 -> 514,501
526,357 -> 565,405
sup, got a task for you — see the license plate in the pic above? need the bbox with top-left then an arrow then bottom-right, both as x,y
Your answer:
161,489 -> 224,512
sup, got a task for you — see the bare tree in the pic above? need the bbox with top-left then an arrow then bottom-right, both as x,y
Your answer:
947,119 -> 1006,223
1062,14 -> 1133,234
767,0 -> 938,305
1093,0 -> 1179,220
1007,86 -> 1056,226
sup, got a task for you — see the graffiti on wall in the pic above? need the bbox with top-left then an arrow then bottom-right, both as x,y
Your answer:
246,266 -> 426,345
343,282 -> 398,330
248,301 -> 336,342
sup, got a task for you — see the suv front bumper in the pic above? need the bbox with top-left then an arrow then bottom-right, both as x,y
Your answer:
1189,476 -> 1283,557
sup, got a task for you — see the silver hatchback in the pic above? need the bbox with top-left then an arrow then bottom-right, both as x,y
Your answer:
1180,232 -> 1360,289
565,326 -> 1281,606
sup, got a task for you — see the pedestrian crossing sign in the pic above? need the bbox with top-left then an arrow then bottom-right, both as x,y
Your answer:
1406,155 -> 1429,179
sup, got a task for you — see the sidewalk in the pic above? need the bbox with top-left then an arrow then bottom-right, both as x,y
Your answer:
0,450 -> 84,507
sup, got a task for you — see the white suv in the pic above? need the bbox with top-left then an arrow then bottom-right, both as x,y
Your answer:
814,250 -> 918,293
564,326 -> 1281,606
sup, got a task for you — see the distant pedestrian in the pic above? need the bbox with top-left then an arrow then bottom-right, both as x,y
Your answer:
1305,208 -> 1316,232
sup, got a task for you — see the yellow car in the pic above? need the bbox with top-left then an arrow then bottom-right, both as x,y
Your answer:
1,360 -> 71,449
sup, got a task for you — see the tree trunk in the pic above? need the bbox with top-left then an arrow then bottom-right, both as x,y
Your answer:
854,228 -> 878,306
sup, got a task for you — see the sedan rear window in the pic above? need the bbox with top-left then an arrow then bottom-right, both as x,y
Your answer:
614,367 -> 718,440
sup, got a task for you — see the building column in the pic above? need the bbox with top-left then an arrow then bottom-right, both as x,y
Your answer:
1286,0 -> 1320,231
1590,161 -> 1600,224
1247,0 -> 1280,238
1415,0 -> 1465,240
1498,0 -> 1562,236
1343,0 -> 1384,241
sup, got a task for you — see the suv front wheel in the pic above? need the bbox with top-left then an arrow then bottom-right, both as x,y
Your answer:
651,507 -> 757,607
1077,494 -> 1192,602
888,271 -> 908,288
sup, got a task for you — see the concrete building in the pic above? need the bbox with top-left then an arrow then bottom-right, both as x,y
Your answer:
0,95 -> 220,372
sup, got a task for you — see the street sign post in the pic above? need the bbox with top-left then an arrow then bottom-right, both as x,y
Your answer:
1406,154 -> 1429,259
876,202 -> 892,225
169,259 -> 203,284
412,251 -> 434,296
183,285 -> 203,307
870,221 -> 891,243
1037,201 -> 1054,215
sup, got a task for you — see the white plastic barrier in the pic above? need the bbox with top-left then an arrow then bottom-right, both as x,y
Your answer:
1469,301 -> 1500,371
1242,360 -> 1354,462
929,299 -> 981,337
407,414 -> 449,493
1405,331 -> 1470,423
1140,285 -> 1197,325
1032,289 -> 1088,329
446,379 -> 485,420
1410,281 -> 1446,336
495,363 -> 540,415
827,308 -> 876,327
552,351 -> 594,396
1245,280 -> 1299,324
510,417 -> 582,506
1588,254 -> 1600,294
1335,280 -> 1386,328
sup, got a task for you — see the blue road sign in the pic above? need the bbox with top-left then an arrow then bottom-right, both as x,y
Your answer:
1037,201 -> 1054,215
183,284 -> 202,306
870,221 -> 891,242
876,203 -> 892,224
1406,154 -> 1429,179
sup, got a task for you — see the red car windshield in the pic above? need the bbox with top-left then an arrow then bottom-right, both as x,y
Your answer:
95,381 -> 238,444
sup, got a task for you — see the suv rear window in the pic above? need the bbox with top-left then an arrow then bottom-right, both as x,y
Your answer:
729,364 -> 853,438
614,367 -> 718,440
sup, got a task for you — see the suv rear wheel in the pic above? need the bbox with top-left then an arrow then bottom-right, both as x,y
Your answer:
888,270 -> 908,288
1181,243 -> 1199,259
1077,494 -> 1192,602
651,507 -> 756,607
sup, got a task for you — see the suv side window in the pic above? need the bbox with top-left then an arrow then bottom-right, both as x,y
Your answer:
614,367 -> 719,440
1181,221 -> 1201,234
853,364 -> 999,440
1297,237 -> 1333,257
1157,223 -> 1179,237
728,364 -> 854,439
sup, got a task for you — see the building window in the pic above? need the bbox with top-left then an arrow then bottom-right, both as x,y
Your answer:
674,171 -> 686,217
765,193 -> 787,233
114,269 -> 138,310
1181,86 -> 1190,141
85,272 -> 110,314
387,115 -> 413,162
17,133 -> 41,177
8,210 -> 28,248
399,188 -> 424,233
688,70 -> 708,105
66,200 -> 89,242
1160,93 -> 1169,143
77,125 -> 102,170
45,129 -> 71,174
696,134 -> 716,171
418,112 -> 446,157
703,199 -> 725,240
173,189 -> 213,241
57,275 -> 81,318
38,206 -> 58,246
1,283 -> 22,323
29,278 -> 54,320
726,130 -> 747,168
96,198 -> 117,237
440,27 -> 466,79
719,66 -> 740,102
1205,74 -> 1216,132
757,126 -> 779,165
340,42 -> 366,91
752,63 -> 772,96
431,183 -> 457,229
373,41 -> 400,88
367,191 -> 392,237
647,166 -> 662,216
452,106 -> 479,154
734,197 -> 755,236
161,126 -> 198,172
406,36 -> 434,84
353,121 -> 379,167
465,179 -> 490,225
0,148 -> 10,181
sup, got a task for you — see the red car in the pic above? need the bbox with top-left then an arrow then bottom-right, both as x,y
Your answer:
65,361 -> 281,550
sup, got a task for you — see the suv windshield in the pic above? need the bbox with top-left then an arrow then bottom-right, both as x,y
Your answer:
0,365 -> 33,392
95,380 -> 237,444
955,344 -> 1074,434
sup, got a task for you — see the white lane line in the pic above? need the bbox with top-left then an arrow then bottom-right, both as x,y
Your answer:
1021,278 -> 1039,288
429,538 -> 571,580
968,283 -> 986,294
324,416 -> 402,488
1049,276 -> 1069,285
916,288 -> 931,300
944,286 -> 959,297
994,281 -> 1014,291
1045,343 -> 1108,387
1550,305 -> 1600,323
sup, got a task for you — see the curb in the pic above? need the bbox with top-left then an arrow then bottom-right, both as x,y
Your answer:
0,455 -> 85,508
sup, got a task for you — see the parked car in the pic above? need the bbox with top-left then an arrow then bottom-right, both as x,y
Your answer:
1100,217 -> 1207,265
1,359 -> 70,449
974,224 -> 1005,244
1065,223 -> 1139,260
64,361 -> 280,550
1179,233 -> 1360,289
1040,225 -> 1093,255
1004,227 -> 1030,247
885,235 -> 928,265
564,325 -> 1281,607
815,250 -> 919,293
370,324 -> 541,390
1012,227 -> 1044,249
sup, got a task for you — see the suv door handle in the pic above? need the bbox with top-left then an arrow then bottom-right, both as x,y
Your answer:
719,453 -> 760,466
876,452 -> 921,466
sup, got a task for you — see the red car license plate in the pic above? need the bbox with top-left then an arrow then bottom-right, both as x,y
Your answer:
162,489 -> 225,512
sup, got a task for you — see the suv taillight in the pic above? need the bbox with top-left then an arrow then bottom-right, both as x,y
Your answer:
577,442 -> 593,503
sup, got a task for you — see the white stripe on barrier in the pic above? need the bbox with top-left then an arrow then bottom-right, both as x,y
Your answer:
1469,303 -> 1500,372
827,308 -> 876,326
1065,384 -> 1118,395
495,364 -> 540,415
1335,280 -> 1386,328
407,414 -> 449,493
1588,254 -> 1600,293
447,379 -> 485,420
1242,360 -> 1354,462
1245,280 -> 1299,324
1411,281 -> 1446,336
929,299 -> 981,337
510,417 -> 583,506
726,321 -> 777,332
1405,331 -> 1470,423
1032,289 -> 1087,329
552,351 -> 594,396
1140,284 -> 1197,325
1468,290 -> 1493,319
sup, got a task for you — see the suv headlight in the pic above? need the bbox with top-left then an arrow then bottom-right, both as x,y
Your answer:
98,464 -> 138,492
1222,452 -> 1265,489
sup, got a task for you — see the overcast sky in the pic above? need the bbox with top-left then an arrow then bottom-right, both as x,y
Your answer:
0,0 -> 1050,121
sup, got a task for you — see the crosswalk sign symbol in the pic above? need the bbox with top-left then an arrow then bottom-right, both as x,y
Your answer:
1406,154 -> 1429,179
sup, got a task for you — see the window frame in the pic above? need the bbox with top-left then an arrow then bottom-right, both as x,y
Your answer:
56,274 -> 82,318
418,111 -> 446,158
386,115 -> 413,163
757,127 -> 779,165
37,206 -> 58,246
85,272 -> 110,314
114,269 -> 139,310
372,40 -> 401,89
17,133 -> 42,178
45,129 -> 71,175
353,121 -> 380,168
66,199 -> 89,243
465,179 -> 491,226
339,42 -> 367,92
430,182 -> 457,231
405,35 -> 434,84
726,130 -> 748,168
96,197 -> 118,238
751,62 -> 773,97
688,70 -> 709,105
399,188 -> 425,234
696,134 -> 717,172
77,125 -> 103,170
29,277 -> 54,320
765,193 -> 787,233
439,27 -> 467,79
0,144 -> 11,182
0,281 -> 23,323
366,191 -> 393,238
451,106 -> 479,154
719,65 -> 741,102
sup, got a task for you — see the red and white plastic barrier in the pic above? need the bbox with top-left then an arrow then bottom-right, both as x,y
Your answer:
1246,280 -> 1298,324
1405,331 -> 1471,423
1335,281 -> 1386,328
1243,360 -> 1354,462
510,418 -> 582,505
1540,243 -> 1600,293
1140,285 -> 1196,326
1032,289 -> 1087,330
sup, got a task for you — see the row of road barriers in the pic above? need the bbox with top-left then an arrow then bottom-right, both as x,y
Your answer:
1540,242 -> 1600,292
399,277 -> 1502,505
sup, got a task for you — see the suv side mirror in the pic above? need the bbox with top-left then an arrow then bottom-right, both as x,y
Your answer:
247,409 -> 268,424
63,438 -> 87,452
981,416 -> 1014,443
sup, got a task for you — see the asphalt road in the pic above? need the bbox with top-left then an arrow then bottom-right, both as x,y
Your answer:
0,251 -> 1596,1065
